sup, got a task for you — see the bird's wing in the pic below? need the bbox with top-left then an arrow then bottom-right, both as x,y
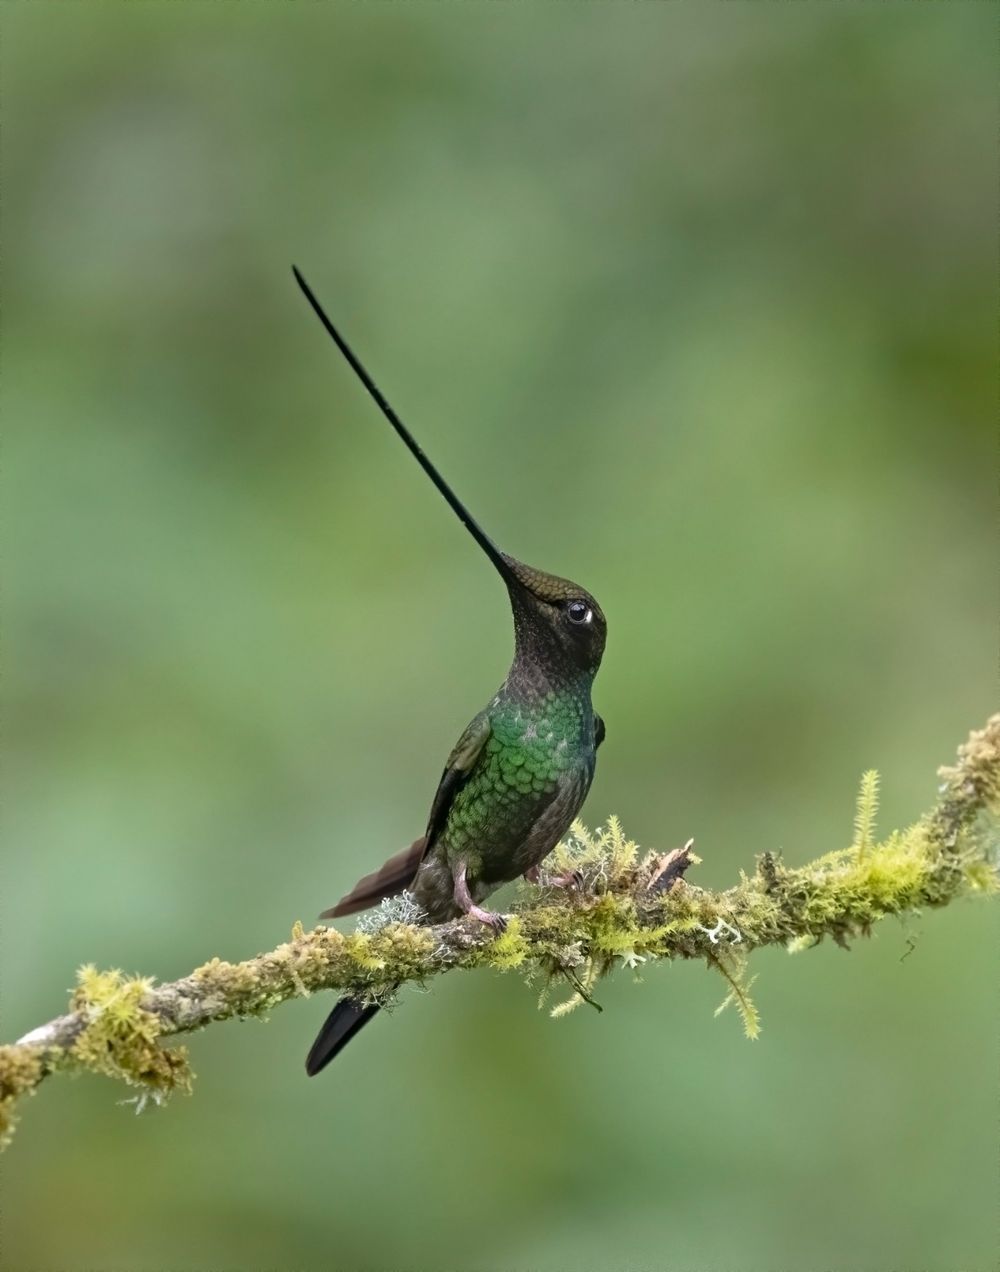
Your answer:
594,713 -> 606,749
320,711 -> 491,919
424,709 -> 492,849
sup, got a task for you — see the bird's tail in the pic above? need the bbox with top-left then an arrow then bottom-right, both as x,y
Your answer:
305,998 -> 381,1076
320,836 -> 426,919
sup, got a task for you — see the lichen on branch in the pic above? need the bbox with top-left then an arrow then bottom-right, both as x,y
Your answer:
2,715 -> 998,1150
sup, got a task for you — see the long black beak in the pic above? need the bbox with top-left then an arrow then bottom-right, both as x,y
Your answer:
293,266 -> 519,588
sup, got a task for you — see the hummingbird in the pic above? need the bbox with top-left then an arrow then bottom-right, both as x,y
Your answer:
293,268 -> 607,1075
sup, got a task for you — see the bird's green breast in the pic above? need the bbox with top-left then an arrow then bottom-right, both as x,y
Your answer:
437,689 -> 595,880
489,691 -> 588,782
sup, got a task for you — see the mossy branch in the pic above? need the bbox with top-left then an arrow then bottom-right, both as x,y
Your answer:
3,716 -> 998,1149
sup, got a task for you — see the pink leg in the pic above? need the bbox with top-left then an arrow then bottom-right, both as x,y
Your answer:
454,862 -> 507,933
523,865 -> 541,884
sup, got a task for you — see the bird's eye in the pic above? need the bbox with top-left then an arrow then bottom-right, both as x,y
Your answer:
566,600 -> 592,625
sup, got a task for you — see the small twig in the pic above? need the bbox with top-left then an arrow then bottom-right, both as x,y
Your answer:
647,839 -> 697,893
562,966 -> 604,1014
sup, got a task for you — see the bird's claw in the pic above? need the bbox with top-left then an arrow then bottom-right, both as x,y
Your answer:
468,905 -> 507,935
544,868 -> 585,891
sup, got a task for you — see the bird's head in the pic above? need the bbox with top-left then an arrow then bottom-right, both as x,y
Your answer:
498,554 -> 607,678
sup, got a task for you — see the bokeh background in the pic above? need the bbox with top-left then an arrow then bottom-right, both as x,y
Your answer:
3,5 -> 996,1270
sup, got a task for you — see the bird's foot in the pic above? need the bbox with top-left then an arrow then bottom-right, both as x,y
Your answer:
524,865 -> 583,890
454,861 -> 507,933
467,905 -> 507,934
543,868 -> 585,891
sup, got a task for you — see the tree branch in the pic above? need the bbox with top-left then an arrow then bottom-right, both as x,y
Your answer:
3,715 -> 998,1148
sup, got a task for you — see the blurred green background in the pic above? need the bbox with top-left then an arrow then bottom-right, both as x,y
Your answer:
3,5 -> 996,1270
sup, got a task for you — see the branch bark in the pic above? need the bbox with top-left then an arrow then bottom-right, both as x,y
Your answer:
3,715 -> 997,1148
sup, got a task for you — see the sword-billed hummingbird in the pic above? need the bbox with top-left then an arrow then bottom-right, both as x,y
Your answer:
293,269 -> 607,1075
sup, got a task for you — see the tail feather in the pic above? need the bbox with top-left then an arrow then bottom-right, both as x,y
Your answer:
321,837 -> 426,919
305,999 -> 381,1076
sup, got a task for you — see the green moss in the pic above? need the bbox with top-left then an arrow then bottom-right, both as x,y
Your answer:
526,752 -> 997,1039
711,950 -> 761,1040
369,924 -> 438,985
0,1045 -> 45,1148
70,966 -> 192,1102
193,956 -> 261,1001
342,932 -> 388,974
852,769 -> 881,857
963,857 -> 1000,894
482,917 -> 530,971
